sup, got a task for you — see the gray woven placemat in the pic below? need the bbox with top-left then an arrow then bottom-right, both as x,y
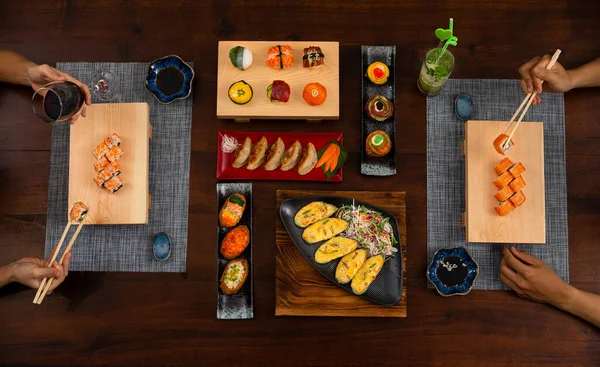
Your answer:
44,62 -> 193,272
427,79 -> 569,290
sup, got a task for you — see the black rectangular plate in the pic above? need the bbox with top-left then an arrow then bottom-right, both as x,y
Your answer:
279,196 -> 403,306
361,45 -> 396,176
216,183 -> 253,319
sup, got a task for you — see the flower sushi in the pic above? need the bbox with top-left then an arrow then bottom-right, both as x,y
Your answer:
229,46 -> 253,70
493,134 -> 514,155
302,46 -> 325,68
509,162 -> 526,178
104,175 -> 124,194
493,171 -> 513,190
69,202 -> 89,222
104,133 -> 122,149
92,142 -> 110,160
94,156 -> 109,173
494,158 -> 513,176
266,45 -> 293,69
105,145 -> 124,163
495,200 -> 515,216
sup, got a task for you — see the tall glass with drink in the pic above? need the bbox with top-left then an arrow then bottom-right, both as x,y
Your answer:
417,48 -> 455,96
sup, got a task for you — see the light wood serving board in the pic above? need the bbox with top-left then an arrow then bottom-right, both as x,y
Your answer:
464,120 -> 545,243
216,41 -> 339,121
68,103 -> 151,225
276,190 -> 407,317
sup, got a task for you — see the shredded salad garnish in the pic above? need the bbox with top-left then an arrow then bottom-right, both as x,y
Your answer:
221,134 -> 239,153
336,204 -> 398,258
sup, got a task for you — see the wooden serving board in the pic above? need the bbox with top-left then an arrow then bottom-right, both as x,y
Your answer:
276,190 -> 407,317
216,41 -> 339,121
464,120 -> 545,243
68,103 -> 151,225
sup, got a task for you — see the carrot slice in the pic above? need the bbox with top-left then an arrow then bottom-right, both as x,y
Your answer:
316,143 -> 337,168
328,150 -> 340,172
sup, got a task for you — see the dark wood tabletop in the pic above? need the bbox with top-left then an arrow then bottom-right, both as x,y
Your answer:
1,1 -> 599,366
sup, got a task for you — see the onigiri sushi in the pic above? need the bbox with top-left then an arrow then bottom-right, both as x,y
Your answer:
229,46 -> 253,70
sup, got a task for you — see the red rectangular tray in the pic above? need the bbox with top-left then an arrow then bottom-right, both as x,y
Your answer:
217,130 -> 343,182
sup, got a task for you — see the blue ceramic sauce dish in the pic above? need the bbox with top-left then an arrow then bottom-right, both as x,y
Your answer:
153,232 -> 171,261
455,93 -> 473,120
145,55 -> 194,104
427,247 -> 478,296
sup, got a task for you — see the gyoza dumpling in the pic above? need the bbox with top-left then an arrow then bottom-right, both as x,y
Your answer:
264,137 -> 285,171
246,136 -> 268,170
280,140 -> 302,171
232,137 -> 252,168
297,142 -> 317,175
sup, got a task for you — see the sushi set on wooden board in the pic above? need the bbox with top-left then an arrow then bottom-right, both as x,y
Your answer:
463,120 -> 546,243
216,41 -> 340,121
68,103 -> 151,225
275,190 -> 407,317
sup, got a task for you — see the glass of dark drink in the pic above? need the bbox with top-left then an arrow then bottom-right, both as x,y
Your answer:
32,81 -> 85,123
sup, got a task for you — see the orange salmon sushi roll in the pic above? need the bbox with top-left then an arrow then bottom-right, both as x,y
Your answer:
510,191 -> 526,207
509,162 -> 526,178
494,158 -> 514,176
509,176 -> 526,192
493,171 -> 513,190
495,200 -> 515,216
494,185 -> 515,202
493,134 -> 514,155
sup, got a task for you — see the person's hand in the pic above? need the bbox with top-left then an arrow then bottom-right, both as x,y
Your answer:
9,246 -> 72,294
27,64 -> 92,124
500,246 -> 573,308
518,54 -> 573,105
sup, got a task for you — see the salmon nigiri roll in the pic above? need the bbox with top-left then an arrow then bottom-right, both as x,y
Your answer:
493,171 -> 513,190
495,200 -> 515,216
494,158 -> 514,176
510,191 -> 526,207
509,176 -> 526,192
508,162 -> 526,178
494,185 -> 515,202
266,45 -> 294,69
493,134 -> 514,155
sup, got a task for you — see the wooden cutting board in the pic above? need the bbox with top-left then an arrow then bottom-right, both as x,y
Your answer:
216,41 -> 339,121
68,103 -> 151,225
276,190 -> 407,317
464,120 -> 546,243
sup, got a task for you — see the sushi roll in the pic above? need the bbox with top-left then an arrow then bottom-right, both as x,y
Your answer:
69,202 -> 89,222
93,176 -> 105,188
104,175 -> 124,194
509,176 -> 526,192
104,133 -> 122,148
105,161 -> 122,176
94,156 -> 109,173
97,162 -> 121,183
365,95 -> 394,122
93,142 -> 110,160
267,80 -> 291,103
366,62 -> 390,85
509,162 -> 526,178
494,158 -> 514,176
229,46 -> 253,70
493,134 -> 514,155
366,130 -> 392,157
510,191 -> 526,207
494,185 -> 515,202
105,145 -> 124,163
266,45 -> 294,69
495,200 -> 515,216
302,46 -> 325,68
493,171 -> 513,190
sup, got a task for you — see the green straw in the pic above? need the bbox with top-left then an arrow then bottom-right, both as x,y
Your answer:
435,18 -> 458,64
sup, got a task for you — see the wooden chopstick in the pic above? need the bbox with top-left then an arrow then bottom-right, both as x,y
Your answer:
35,221 -> 84,305
33,222 -> 72,304
502,49 -> 562,149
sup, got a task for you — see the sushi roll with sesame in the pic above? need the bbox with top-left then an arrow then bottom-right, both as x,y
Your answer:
104,175 -> 124,194
93,142 -> 110,160
105,145 -> 124,163
69,202 -> 89,222
94,156 -> 109,173
104,133 -> 122,149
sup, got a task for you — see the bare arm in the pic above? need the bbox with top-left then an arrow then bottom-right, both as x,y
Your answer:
561,288 -> 600,328
0,50 -> 36,86
569,57 -> 600,89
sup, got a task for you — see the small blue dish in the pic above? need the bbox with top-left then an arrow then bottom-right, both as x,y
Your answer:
153,232 -> 171,261
455,93 -> 473,120
427,247 -> 479,296
145,55 -> 194,104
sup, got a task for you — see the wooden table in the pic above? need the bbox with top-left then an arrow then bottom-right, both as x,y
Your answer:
1,1 -> 599,366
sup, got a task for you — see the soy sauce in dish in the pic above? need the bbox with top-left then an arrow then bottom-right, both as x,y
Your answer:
435,256 -> 468,287
156,66 -> 184,96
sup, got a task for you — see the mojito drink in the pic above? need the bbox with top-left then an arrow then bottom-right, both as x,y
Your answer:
418,48 -> 455,96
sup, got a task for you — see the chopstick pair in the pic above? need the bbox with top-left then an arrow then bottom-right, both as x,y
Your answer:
32,220 -> 84,305
502,49 -> 562,150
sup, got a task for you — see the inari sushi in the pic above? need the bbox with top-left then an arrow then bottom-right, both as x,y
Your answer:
105,145 -> 124,163
94,156 -> 109,173
494,185 -> 515,202
69,202 -> 89,222
509,176 -> 526,192
509,162 -> 526,178
494,158 -> 513,176
493,134 -> 514,155
493,171 -> 513,190
104,175 -> 124,194
266,45 -> 294,69
93,142 -> 110,160
495,200 -> 515,216
510,191 -> 526,207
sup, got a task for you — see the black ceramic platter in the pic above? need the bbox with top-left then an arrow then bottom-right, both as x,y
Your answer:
216,183 -> 253,319
361,45 -> 396,176
279,196 -> 403,306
